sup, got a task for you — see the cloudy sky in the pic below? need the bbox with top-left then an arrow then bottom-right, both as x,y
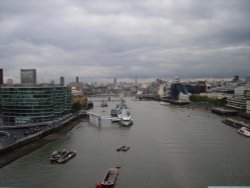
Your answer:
0,0 -> 250,83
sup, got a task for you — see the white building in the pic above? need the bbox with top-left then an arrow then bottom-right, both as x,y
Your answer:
227,86 -> 250,112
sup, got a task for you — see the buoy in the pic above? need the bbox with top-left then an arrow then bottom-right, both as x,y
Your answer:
95,182 -> 102,188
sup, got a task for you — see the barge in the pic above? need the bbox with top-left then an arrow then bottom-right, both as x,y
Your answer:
222,118 -> 250,129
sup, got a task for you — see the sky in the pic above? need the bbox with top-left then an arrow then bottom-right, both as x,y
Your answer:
0,0 -> 250,83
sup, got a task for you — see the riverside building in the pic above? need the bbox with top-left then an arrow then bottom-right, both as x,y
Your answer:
0,84 -> 71,125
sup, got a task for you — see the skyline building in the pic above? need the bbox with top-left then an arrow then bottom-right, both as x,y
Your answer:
20,69 -> 37,85
60,76 -> 65,86
0,68 -> 3,85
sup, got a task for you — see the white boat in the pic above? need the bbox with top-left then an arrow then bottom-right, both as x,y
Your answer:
160,101 -> 169,106
237,127 -> 250,137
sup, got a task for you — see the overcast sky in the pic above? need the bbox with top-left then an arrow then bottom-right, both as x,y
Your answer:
0,0 -> 250,83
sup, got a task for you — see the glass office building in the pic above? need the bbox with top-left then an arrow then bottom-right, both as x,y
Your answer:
0,85 -> 71,125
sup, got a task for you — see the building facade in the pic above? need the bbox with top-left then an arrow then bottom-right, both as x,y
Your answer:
227,87 -> 250,112
0,68 -> 3,85
0,85 -> 71,125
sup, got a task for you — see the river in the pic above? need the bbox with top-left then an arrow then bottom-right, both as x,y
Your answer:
0,97 -> 250,188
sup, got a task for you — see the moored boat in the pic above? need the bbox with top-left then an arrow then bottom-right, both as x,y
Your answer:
237,127 -> 250,137
57,150 -> 77,164
222,118 -> 250,129
113,100 -> 133,126
96,167 -> 119,188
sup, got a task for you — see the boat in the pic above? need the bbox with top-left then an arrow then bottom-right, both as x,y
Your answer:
100,100 -> 108,107
222,118 -> 250,129
118,109 -> 133,126
159,101 -> 170,106
98,167 -> 119,187
110,109 -> 117,117
116,146 -> 130,152
237,127 -> 250,137
49,149 -> 67,163
115,100 -> 133,126
57,150 -> 77,164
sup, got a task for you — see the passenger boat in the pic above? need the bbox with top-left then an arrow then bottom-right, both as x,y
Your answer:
116,146 -> 130,152
57,150 -> 77,164
237,127 -> 250,137
222,118 -> 250,129
96,167 -> 119,188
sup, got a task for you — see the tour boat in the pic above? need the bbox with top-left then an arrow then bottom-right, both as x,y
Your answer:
237,127 -> 250,137
222,118 -> 250,129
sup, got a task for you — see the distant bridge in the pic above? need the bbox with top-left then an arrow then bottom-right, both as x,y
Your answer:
135,94 -> 160,101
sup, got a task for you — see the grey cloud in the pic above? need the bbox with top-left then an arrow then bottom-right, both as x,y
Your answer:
0,0 -> 250,83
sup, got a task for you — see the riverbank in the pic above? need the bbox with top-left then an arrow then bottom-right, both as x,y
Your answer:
0,115 -> 86,168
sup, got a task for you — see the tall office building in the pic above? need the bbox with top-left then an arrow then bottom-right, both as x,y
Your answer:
113,77 -> 117,84
76,76 -> 79,83
60,76 -> 65,86
0,68 -> 3,85
21,69 -> 37,85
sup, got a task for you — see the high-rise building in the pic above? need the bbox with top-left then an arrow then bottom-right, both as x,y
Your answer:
76,76 -> 79,83
0,68 -> 3,85
60,76 -> 65,86
113,77 -> 117,84
20,69 -> 37,85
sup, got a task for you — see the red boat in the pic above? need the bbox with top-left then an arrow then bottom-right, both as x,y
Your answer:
96,167 -> 119,188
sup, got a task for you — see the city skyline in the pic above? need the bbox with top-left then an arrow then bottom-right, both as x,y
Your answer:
1,0 -> 250,82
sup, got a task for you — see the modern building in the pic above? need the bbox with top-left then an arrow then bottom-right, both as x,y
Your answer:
0,84 -> 71,125
60,76 -> 65,86
20,69 -> 37,85
227,87 -> 250,112
0,68 -> 3,85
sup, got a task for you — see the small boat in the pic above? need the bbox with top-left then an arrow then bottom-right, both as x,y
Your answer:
101,100 -> 108,107
49,149 -> 67,163
116,146 -> 130,152
237,127 -> 250,137
97,167 -> 119,187
110,109 -> 117,117
57,150 -> 77,164
160,101 -> 169,106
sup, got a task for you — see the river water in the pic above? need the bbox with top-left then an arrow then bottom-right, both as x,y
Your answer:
0,98 -> 250,188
